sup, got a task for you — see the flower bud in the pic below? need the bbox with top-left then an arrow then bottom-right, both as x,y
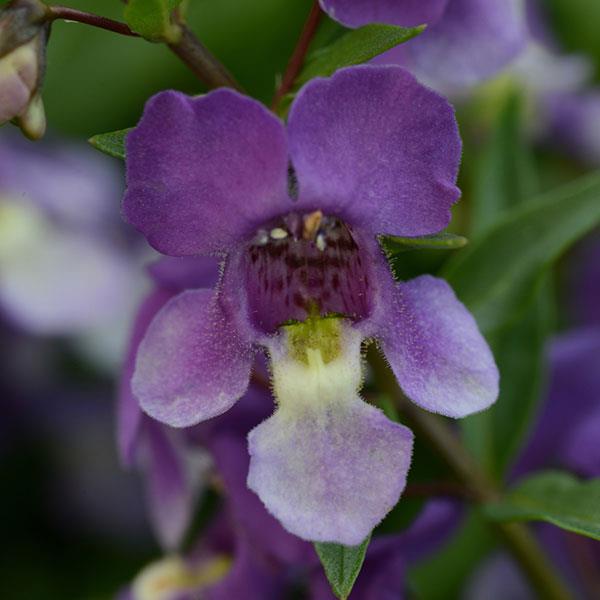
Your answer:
0,0 -> 50,139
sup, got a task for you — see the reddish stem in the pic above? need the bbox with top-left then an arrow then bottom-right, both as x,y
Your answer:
271,1 -> 323,110
48,6 -> 139,37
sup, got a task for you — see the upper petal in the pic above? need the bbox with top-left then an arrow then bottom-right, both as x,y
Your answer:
288,66 -> 461,237
132,288 -> 254,427
319,0 -> 448,28
123,90 -> 290,256
377,275 -> 499,417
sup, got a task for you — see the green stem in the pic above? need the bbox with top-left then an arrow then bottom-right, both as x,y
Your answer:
271,0 -> 323,110
167,23 -> 243,91
48,6 -> 139,36
370,350 -> 572,600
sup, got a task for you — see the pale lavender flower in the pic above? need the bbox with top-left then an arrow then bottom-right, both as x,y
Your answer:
320,0 -> 528,90
0,135 -> 146,354
123,66 -> 499,544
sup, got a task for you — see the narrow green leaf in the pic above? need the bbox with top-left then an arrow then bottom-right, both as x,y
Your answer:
383,232 -> 468,254
295,24 -> 424,88
485,471 -> 600,540
470,91 -> 538,236
88,128 -> 132,160
461,277 -> 555,477
443,171 -> 600,334
314,536 -> 371,600
459,92 -> 554,478
124,0 -> 178,41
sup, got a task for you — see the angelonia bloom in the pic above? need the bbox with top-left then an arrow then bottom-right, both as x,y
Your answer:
0,134 -> 145,370
0,0 -> 49,139
120,259 -> 462,600
319,0 -> 528,90
124,65 -> 499,545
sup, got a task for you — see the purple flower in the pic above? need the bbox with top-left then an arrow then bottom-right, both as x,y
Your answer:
320,0 -> 528,90
318,0 -> 448,28
123,65 -> 499,544
0,135 -> 146,346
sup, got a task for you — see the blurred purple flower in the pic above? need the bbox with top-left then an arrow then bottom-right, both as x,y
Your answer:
320,0 -> 527,90
0,135 -> 148,368
123,66 -> 498,544
496,1 -> 600,166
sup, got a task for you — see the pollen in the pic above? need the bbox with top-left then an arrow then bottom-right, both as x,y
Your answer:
302,210 -> 323,240
270,227 -> 288,240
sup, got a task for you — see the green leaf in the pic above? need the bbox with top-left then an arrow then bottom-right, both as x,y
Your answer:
461,277 -> 555,477
295,24 -> 424,88
314,536 -> 371,600
88,128 -> 132,160
443,171 -> 600,334
124,0 -> 179,41
470,91 -> 538,236
459,92 -> 555,478
383,232 -> 468,254
486,471 -> 600,540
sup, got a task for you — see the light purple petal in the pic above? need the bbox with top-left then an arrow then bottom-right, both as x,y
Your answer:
248,395 -> 413,545
465,553 -> 533,600
543,91 -> 600,167
377,275 -> 499,418
388,0 -> 528,90
318,0 -> 448,28
0,136 -> 122,230
562,407 -> 600,478
377,0 -> 528,91
0,210 -> 138,335
288,66 -> 461,237
132,289 -> 254,428
123,90 -> 290,256
118,289 -> 174,466
514,327 -> 600,478
142,421 -> 210,551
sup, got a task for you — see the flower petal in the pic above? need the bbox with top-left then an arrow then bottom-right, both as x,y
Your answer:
142,420 -> 211,551
377,275 -> 499,417
288,66 -> 461,237
0,202 -> 138,335
117,288 -> 174,466
318,0 -> 448,28
209,433 -> 311,564
248,398 -> 413,545
513,328 -> 600,478
132,289 -> 254,428
247,326 -> 413,545
124,90 -> 290,256
391,0 -> 528,90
